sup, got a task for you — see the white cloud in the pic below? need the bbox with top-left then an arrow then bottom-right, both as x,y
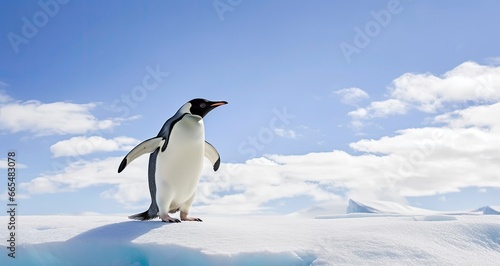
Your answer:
0,88 -> 13,103
391,62 -> 500,112
203,104 -> 500,212
434,102 -> 500,132
334,87 -> 369,105
273,128 -> 299,139
50,136 -> 140,157
0,100 -> 127,136
348,106 -> 500,196
0,158 -> 27,169
349,120 -> 367,131
350,61 -> 500,122
196,161 -> 342,214
20,156 -> 150,205
486,56 -> 500,65
349,99 -> 408,120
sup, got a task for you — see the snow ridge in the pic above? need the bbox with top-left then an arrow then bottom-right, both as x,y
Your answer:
473,206 -> 500,215
347,199 -> 500,216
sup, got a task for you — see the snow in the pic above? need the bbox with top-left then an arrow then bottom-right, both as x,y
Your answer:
345,198 -> 500,216
2,211 -> 500,265
345,199 -> 438,215
472,206 -> 500,215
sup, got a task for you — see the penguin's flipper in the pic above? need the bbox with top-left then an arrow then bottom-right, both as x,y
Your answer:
204,141 -> 221,171
118,137 -> 165,173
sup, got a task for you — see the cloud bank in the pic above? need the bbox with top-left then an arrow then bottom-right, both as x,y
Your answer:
15,61 -> 500,214
50,136 -> 140,157
349,61 -> 500,124
0,99 -> 129,136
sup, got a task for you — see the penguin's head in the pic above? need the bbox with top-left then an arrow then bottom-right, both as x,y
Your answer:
186,98 -> 228,118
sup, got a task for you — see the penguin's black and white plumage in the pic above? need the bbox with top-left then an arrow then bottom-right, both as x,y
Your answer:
118,98 -> 227,222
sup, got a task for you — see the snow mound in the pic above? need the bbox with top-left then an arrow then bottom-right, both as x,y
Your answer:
346,199 -> 500,216
472,206 -> 500,215
346,199 -> 437,215
2,215 -> 500,265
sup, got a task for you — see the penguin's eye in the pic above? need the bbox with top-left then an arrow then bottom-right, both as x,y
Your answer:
199,103 -> 206,108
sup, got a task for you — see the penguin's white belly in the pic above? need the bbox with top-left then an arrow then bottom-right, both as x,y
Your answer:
155,116 -> 204,212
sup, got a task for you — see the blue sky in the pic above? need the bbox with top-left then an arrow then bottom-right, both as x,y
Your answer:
1,0 -> 500,215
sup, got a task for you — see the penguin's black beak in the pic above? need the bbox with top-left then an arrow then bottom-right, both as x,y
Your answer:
209,101 -> 228,107
203,101 -> 227,117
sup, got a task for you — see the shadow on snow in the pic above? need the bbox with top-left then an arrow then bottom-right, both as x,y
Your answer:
11,221 -> 315,266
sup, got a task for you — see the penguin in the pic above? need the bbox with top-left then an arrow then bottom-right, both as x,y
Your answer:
117,98 -> 227,222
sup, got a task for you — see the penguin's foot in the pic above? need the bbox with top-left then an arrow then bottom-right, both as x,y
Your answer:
180,212 -> 203,222
160,214 -> 181,223
181,217 -> 203,222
